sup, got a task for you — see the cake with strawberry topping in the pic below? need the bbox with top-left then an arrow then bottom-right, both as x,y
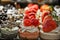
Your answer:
40,4 -> 60,40
18,4 -> 40,40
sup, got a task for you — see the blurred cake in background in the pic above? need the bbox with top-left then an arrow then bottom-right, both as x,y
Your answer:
1,22 -> 19,39
39,4 -> 60,40
0,4 -> 24,39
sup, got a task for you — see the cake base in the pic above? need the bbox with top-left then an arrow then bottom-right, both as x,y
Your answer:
40,30 -> 60,40
18,30 -> 39,40
1,33 -> 17,39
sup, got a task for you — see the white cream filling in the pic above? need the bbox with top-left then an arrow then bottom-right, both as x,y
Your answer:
16,20 -> 21,23
12,27 -> 19,31
20,22 -> 39,33
6,9 -> 17,15
24,7 -> 29,11
1,27 -> 19,34
1,27 -> 19,31
36,9 -> 41,19
54,6 -> 60,16
20,25 -> 39,33
0,6 -> 4,10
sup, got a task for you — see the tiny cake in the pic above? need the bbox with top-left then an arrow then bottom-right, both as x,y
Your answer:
18,4 -> 40,40
40,4 -> 60,40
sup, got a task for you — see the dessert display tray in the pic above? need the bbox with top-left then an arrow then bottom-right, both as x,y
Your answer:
0,0 -> 60,40
0,32 -> 40,40
0,33 -> 40,40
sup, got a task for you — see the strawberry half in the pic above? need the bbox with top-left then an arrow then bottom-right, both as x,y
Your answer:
28,14 -> 36,19
24,14 -> 36,19
32,4 -> 39,10
24,19 -> 32,26
41,11 -> 50,22
30,8 -> 37,13
31,18 -> 39,26
28,3 -> 34,7
42,19 -> 57,32
25,9 -> 31,15
24,16 -> 29,19
42,15 -> 53,25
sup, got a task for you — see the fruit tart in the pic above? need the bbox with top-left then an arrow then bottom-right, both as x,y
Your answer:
40,5 -> 60,40
18,4 -> 40,40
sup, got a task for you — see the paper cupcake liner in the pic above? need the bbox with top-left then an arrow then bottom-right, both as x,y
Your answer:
40,30 -> 60,40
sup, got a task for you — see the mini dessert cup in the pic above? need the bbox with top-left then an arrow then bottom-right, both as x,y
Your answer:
19,4 -> 39,40
1,22 -> 19,39
18,29 -> 39,40
40,30 -> 60,40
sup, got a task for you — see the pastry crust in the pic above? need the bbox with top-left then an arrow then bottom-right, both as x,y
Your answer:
19,29 -> 39,39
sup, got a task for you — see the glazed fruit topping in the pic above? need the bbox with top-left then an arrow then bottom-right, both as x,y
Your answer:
24,18 -> 39,26
28,3 -> 34,7
24,4 -> 39,26
42,19 -> 57,32
40,4 -> 50,12
24,19 -> 32,26
42,11 -> 50,22
42,15 -> 53,24
31,18 -> 39,26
